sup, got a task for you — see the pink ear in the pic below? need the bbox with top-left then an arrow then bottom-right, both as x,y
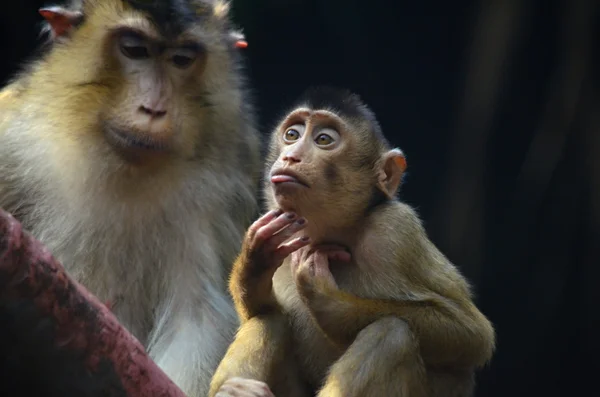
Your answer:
39,7 -> 83,38
377,149 -> 407,199
235,40 -> 248,49
229,31 -> 248,49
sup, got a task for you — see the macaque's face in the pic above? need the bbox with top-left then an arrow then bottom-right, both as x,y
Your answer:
267,108 -> 375,215
100,25 -> 208,161
56,0 -> 238,164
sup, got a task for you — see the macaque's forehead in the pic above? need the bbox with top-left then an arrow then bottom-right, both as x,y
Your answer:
125,0 -> 196,34
292,87 -> 367,121
289,87 -> 388,141
96,0 -> 224,37
282,109 -> 346,127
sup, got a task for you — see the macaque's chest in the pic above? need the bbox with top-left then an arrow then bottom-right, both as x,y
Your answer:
273,255 -> 379,389
34,229 -> 158,343
18,203 -> 219,344
272,239 -> 411,388
273,263 -> 343,388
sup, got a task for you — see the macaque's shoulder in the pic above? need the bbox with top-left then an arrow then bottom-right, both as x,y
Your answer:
364,200 -> 426,237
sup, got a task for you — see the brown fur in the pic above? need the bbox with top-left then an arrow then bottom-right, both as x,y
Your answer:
209,87 -> 495,397
0,1 -> 260,396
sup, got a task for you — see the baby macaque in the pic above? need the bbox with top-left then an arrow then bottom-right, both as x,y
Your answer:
209,87 -> 496,397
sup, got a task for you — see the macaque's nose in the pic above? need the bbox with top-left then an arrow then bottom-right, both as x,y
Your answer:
282,153 -> 301,163
139,105 -> 167,119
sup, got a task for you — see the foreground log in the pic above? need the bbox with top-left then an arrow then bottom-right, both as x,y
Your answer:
0,208 -> 187,397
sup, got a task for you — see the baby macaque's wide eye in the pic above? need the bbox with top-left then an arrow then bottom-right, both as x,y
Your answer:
315,133 -> 334,146
118,31 -> 151,60
284,128 -> 300,142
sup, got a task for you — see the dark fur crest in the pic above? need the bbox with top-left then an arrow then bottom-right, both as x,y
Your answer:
294,86 -> 390,147
125,0 -> 200,37
41,0 -> 211,39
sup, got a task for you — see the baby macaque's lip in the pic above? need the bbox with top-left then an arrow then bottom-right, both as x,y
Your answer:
270,170 -> 309,187
271,175 -> 298,183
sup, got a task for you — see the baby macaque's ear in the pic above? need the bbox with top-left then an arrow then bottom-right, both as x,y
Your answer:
39,6 -> 84,39
377,148 -> 407,199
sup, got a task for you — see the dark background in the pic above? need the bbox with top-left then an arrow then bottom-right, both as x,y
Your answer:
1,0 -> 599,396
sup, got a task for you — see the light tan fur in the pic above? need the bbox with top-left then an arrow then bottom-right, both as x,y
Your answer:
0,1 -> 260,396
212,0 -> 230,19
210,87 -> 495,397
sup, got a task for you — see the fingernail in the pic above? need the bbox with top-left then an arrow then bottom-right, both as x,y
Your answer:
286,212 -> 297,219
296,218 -> 306,225
301,236 -> 310,241
273,209 -> 283,216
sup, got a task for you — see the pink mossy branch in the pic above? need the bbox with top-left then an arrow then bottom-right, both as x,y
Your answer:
0,208 -> 187,397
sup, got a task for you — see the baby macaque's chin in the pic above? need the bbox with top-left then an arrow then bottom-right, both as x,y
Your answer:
273,196 -> 300,213
272,195 -> 313,218
271,190 -> 327,221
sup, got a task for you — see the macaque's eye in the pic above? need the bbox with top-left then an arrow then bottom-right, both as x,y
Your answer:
118,31 -> 151,59
315,133 -> 334,146
171,47 -> 199,69
284,128 -> 301,142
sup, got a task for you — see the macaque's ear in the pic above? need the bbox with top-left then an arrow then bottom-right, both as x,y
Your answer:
377,148 -> 407,199
209,0 -> 248,49
39,6 -> 84,38
229,30 -> 248,49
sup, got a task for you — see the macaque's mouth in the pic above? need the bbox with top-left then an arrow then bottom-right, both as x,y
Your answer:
270,170 -> 310,187
103,124 -> 172,153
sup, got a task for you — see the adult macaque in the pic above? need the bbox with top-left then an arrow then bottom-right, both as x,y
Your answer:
0,1 -> 260,396
210,87 -> 496,397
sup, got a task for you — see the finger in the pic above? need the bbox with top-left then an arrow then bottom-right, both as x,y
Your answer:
242,379 -> 275,397
301,243 -> 311,263
215,392 -> 236,397
219,379 -> 275,397
218,384 -> 251,397
313,250 -> 329,267
247,209 -> 283,239
325,250 -> 352,262
264,388 -> 276,397
289,250 -> 301,273
290,250 -> 300,261
276,235 -> 311,262
313,251 -> 338,288
313,244 -> 352,262
312,243 -> 350,253
253,212 -> 298,246
264,218 -> 307,250
231,378 -> 272,389
216,385 -> 235,396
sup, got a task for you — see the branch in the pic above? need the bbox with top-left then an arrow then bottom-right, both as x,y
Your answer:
0,208 -> 187,397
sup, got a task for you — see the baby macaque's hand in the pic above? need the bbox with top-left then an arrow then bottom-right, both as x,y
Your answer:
240,209 -> 310,281
215,377 -> 275,397
292,244 -> 351,298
